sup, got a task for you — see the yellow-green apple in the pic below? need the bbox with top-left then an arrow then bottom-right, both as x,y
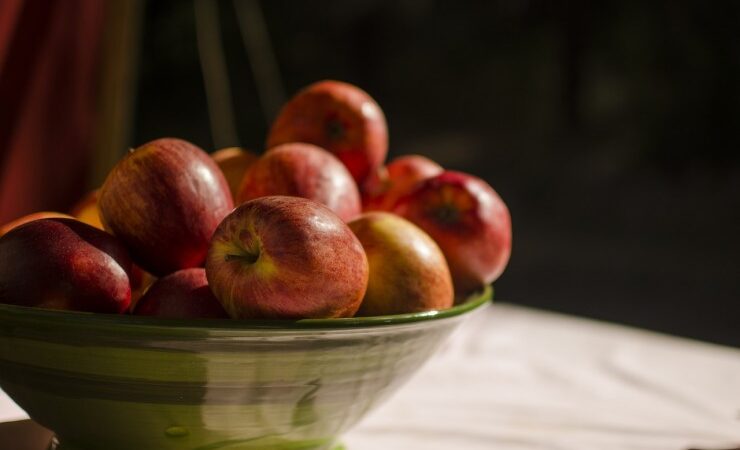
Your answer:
349,212 -> 453,316
211,147 -> 259,199
267,80 -> 388,186
236,143 -> 361,222
99,138 -> 234,276
362,154 -> 443,212
132,268 -> 228,319
0,218 -> 132,313
69,189 -> 104,230
0,212 -> 73,237
205,196 -> 369,319
394,171 -> 512,296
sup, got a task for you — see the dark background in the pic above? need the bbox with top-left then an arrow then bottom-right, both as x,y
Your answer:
133,1 -> 740,346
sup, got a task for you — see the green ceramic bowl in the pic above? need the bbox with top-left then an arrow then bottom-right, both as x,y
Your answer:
0,287 -> 491,450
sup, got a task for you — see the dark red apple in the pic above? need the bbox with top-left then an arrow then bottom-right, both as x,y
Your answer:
132,268 -> 228,319
69,189 -> 157,306
0,218 -> 132,313
394,171 -> 512,296
349,212 -> 453,316
99,138 -> 234,276
362,154 -> 443,212
205,196 -> 369,319
211,147 -> 259,199
0,212 -> 73,237
266,80 -> 388,186
236,143 -> 361,222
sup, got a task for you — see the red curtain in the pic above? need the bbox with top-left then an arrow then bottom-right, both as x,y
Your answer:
0,0 -> 106,223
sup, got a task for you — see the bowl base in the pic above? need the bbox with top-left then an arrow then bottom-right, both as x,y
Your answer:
48,436 -> 347,450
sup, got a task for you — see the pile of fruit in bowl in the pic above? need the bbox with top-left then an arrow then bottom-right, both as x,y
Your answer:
0,81 -> 511,450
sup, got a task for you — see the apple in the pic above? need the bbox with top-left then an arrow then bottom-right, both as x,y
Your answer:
349,212 -> 453,316
0,212 -> 73,237
394,171 -> 512,296
132,268 -> 228,319
362,154 -> 443,212
69,189 -> 104,230
70,189 -> 156,307
0,218 -> 132,313
68,189 -> 156,307
98,138 -> 234,276
266,80 -> 388,186
205,196 -> 369,319
129,266 -> 157,310
236,143 -> 361,222
211,147 -> 259,199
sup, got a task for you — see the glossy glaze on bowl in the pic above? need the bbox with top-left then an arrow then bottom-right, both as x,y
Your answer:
0,288 -> 491,450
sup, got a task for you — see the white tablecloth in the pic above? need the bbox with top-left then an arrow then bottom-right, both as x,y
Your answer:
2,304 -> 739,449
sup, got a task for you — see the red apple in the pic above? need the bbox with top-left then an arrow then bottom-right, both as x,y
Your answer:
267,80 -> 388,186
70,189 -> 156,307
0,212 -> 73,237
211,147 -> 259,199
69,189 -> 158,304
0,218 -> 132,313
132,268 -> 228,319
363,154 -> 443,212
394,171 -> 512,296
69,189 -> 104,230
99,138 -> 234,276
205,196 -> 369,319
236,143 -> 361,222
349,212 -> 453,316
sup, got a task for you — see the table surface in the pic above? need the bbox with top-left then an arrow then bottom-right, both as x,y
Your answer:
2,303 -> 739,450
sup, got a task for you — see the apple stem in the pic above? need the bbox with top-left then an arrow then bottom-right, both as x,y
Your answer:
225,250 -> 259,264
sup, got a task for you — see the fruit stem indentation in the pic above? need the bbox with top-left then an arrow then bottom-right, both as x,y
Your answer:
433,204 -> 460,224
225,249 -> 260,264
326,119 -> 345,141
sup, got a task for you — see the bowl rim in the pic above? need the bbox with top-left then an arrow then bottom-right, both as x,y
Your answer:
0,286 -> 492,332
